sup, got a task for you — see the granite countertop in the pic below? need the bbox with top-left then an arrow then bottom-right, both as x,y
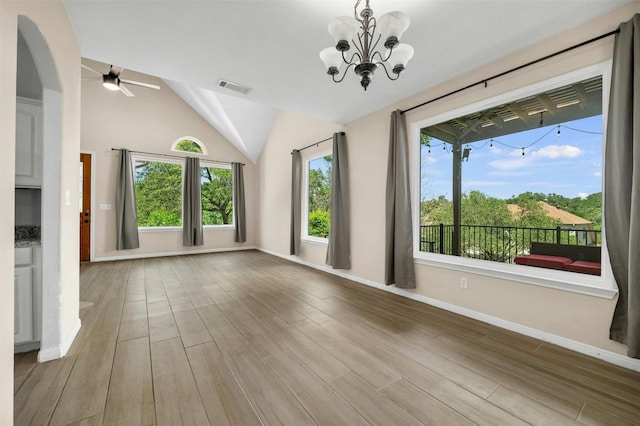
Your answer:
15,225 -> 41,247
16,239 -> 41,247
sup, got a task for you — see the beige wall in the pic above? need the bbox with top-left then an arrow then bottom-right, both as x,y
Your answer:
0,0 -> 81,422
257,109 -> 343,258
81,59 -> 257,260
258,2 -> 640,363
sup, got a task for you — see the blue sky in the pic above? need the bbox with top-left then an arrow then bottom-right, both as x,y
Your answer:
420,115 -> 603,201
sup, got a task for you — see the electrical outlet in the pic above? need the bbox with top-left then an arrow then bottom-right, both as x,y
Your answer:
460,277 -> 468,289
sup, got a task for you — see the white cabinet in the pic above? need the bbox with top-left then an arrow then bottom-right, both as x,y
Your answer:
14,267 -> 33,344
14,246 -> 40,348
15,97 -> 42,188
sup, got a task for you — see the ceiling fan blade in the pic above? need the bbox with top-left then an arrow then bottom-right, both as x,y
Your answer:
120,78 -> 160,91
81,64 -> 103,75
82,77 -> 102,80
119,84 -> 135,97
110,65 -> 125,77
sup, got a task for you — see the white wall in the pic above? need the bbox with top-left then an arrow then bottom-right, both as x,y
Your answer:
0,0 -> 81,422
80,59 -> 257,261
257,2 -> 640,367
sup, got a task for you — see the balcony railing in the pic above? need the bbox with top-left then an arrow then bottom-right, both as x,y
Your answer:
419,224 -> 601,263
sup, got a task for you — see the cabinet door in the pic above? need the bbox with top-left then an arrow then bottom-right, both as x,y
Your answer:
14,267 -> 33,344
15,99 -> 42,187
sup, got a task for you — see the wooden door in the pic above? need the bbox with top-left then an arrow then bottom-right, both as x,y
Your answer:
80,153 -> 91,262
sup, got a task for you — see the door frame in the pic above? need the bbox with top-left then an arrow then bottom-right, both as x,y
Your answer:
80,150 -> 96,262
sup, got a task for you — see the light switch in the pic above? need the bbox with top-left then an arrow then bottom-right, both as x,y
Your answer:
64,190 -> 70,206
99,204 -> 112,210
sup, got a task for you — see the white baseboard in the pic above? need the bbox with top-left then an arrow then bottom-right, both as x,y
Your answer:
93,245 -> 257,262
258,247 -> 640,372
37,317 -> 81,362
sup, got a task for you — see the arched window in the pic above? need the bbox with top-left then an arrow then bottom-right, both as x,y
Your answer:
171,137 -> 207,155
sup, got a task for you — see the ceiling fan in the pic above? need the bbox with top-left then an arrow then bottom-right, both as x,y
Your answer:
81,64 -> 160,97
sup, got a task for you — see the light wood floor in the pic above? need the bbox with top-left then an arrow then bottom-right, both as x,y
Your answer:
14,250 -> 640,425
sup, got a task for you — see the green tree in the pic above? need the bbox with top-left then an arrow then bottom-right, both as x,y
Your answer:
308,156 -> 332,237
308,210 -> 330,238
135,161 -> 182,227
201,167 -> 233,225
421,195 -> 451,224
461,190 -> 512,226
175,139 -> 203,153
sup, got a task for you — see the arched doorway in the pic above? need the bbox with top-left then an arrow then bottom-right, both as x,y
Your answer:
17,16 -> 64,362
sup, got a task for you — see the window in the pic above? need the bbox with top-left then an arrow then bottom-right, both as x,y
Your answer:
134,158 -> 183,227
200,163 -> 233,226
413,65 -> 613,293
304,152 -> 332,241
132,154 -> 235,230
171,137 -> 207,155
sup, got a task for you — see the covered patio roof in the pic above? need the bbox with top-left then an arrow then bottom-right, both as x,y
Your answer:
422,76 -> 602,144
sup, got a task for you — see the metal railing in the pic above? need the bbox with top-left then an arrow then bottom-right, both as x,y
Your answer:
419,224 -> 601,263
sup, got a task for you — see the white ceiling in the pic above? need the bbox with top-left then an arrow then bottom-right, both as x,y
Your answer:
64,0 -> 633,162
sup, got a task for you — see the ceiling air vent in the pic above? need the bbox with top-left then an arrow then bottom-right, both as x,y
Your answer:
216,79 -> 251,95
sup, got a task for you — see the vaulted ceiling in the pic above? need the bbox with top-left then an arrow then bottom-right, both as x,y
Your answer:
64,0 -> 634,163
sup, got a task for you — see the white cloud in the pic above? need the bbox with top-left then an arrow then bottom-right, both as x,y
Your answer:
529,144 -> 583,159
424,156 -> 437,164
594,171 -> 602,177
488,155 -> 533,170
577,192 -> 589,199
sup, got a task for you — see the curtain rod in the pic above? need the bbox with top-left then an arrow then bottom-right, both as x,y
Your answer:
291,132 -> 345,154
111,148 -> 244,166
401,28 -> 620,115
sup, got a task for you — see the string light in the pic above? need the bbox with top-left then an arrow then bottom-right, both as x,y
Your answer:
422,123 -> 600,161
461,123 -> 602,152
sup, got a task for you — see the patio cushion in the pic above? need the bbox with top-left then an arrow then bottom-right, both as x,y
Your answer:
514,254 -> 573,270
564,260 -> 601,275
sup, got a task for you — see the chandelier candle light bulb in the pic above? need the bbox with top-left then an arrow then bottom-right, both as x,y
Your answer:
320,0 -> 413,90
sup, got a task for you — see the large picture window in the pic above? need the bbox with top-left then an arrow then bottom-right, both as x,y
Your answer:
133,156 -> 235,229
416,71 -> 606,280
304,153 -> 333,240
134,158 -> 183,227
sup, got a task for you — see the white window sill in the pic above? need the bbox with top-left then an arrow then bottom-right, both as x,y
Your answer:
138,225 -> 234,232
204,225 -> 235,230
303,236 -> 329,246
414,253 -> 617,299
138,226 -> 181,233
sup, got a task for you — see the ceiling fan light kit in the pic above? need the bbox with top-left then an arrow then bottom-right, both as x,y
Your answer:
320,0 -> 414,90
102,74 -> 120,91
82,63 -> 160,97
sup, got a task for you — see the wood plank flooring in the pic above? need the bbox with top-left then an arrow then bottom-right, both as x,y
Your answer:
13,250 -> 640,425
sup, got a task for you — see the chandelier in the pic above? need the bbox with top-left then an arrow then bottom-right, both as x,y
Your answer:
319,0 -> 414,91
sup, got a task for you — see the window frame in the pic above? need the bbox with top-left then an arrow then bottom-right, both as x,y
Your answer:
132,154 -> 184,232
171,136 -> 208,155
302,148 -> 333,245
410,61 -> 617,299
200,160 -> 235,230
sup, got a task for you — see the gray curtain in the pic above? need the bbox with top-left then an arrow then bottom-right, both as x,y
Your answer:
385,110 -> 416,289
183,157 -> 203,246
606,13 -> 640,358
326,132 -> 350,269
115,149 -> 140,250
232,162 -> 246,243
290,150 -> 302,255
